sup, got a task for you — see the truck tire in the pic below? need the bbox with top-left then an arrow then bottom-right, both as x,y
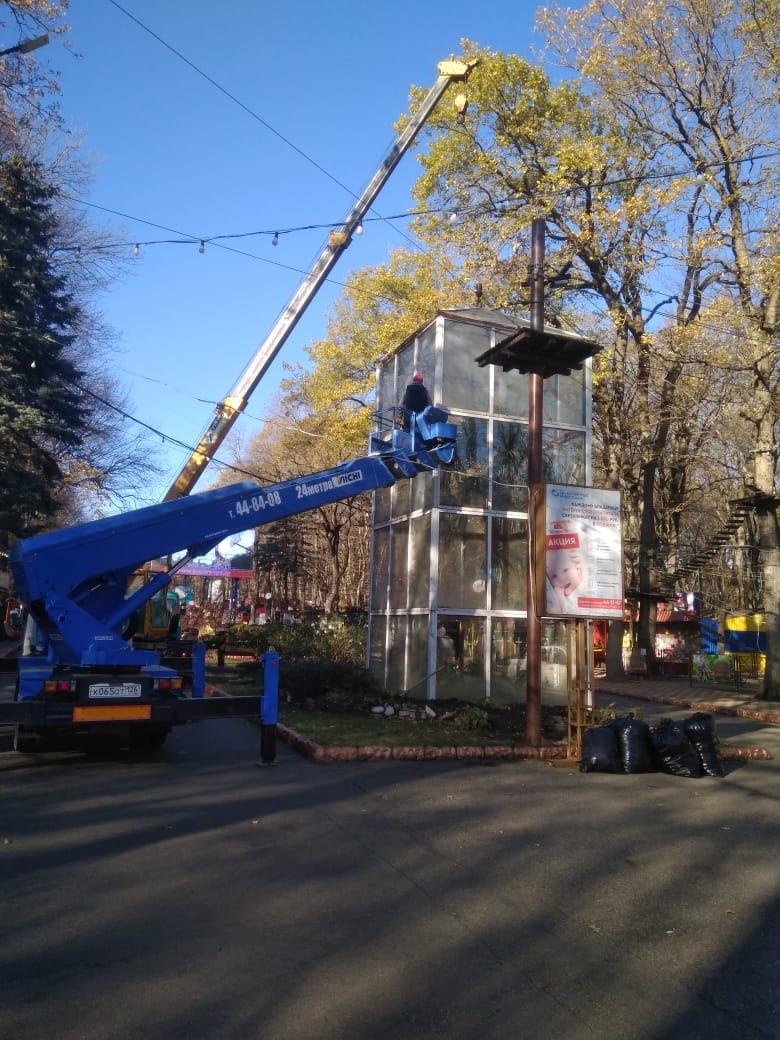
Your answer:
130,724 -> 170,750
260,723 -> 277,764
14,726 -> 39,754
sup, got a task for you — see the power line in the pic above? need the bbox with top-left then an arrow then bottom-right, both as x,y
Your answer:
105,0 -> 423,253
115,364 -> 328,439
56,146 -> 780,257
58,191 -> 357,283
57,193 -> 426,312
75,381 -> 277,485
580,295 -> 777,353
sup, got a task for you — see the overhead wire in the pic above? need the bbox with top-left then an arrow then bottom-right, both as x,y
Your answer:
75,381 -> 279,485
55,147 -> 776,478
57,147 -> 780,255
105,0 -> 423,253
114,364 -> 327,439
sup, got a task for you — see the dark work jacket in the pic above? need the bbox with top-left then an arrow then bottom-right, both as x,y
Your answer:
402,381 -> 430,414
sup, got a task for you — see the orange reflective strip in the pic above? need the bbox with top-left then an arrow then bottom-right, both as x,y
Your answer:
72,705 -> 152,722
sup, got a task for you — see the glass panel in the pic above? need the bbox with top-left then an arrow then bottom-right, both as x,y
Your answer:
492,420 -> 529,512
441,319 -> 491,412
416,324 -> 436,395
387,615 -> 407,693
150,588 -> 168,629
557,369 -> 586,425
542,428 -> 586,485
411,469 -> 432,512
492,518 -> 528,610
389,521 -> 408,609
490,618 -> 527,705
369,615 -> 386,686
395,344 -> 415,407
374,486 -> 390,525
440,417 -> 488,508
438,514 -> 487,609
393,478 -> 410,519
494,368 -> 529,419
543,376 -> 556,423
436,616 -> 486,701
409,513 -> 431,608
371,527 -> 389,610
542,620 -> 569,706
377,359 -> 394,414
407,615 -> 429,695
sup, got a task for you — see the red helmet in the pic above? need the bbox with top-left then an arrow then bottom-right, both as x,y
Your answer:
412,372 -> 424,383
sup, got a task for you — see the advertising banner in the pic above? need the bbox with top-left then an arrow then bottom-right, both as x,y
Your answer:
535,484 -> 624,619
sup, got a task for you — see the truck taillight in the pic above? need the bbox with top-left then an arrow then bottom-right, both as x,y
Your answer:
44,679 -> 76,694
154,677 -> 181,691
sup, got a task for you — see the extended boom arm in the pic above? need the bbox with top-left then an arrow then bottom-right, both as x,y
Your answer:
163,59 -> 476,501
12,407 -> 456,670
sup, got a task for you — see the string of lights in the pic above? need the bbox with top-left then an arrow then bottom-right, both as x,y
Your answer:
52,155 -> 779,351
55,146 -> 779,262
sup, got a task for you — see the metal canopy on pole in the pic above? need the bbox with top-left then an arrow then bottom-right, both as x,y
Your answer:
475,220 -> 601,746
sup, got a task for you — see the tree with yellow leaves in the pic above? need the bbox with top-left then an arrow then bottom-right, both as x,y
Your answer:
408,40 -> 739,678
541,0 -> 779,694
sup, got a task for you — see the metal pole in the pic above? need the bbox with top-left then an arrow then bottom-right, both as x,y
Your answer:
525,217 -> 546,746
0,34 -> 49,57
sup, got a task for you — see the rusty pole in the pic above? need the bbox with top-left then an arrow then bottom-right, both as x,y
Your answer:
525,217 -> 546,746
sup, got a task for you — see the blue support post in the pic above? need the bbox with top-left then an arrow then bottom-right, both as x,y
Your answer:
261,651 -> 279,724
191,642 -> 206,698
259,650 -> 279,764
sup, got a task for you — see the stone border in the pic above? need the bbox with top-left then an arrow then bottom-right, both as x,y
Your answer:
277,722 -> 568,764
213,687 -> 773,765
276,724 -> 771,764
719,744 -> 773,761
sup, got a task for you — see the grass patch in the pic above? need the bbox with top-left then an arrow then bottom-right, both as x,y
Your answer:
208,669 -> 564,748
279,706 -> 525,748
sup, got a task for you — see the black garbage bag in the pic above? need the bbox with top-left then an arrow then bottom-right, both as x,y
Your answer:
683,712 -> 725,778
580,726 -> 622,773
608,717 -> 657,774
649,718 -> 703,778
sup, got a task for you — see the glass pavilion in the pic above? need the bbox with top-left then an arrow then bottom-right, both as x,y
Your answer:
368,307 -> 592,705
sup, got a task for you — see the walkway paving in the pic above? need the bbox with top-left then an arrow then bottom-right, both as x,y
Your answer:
595,676 -> 780,726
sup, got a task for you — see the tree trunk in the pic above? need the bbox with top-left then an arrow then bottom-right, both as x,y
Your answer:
637,460 -> 659,674
605,619 -> 626,680
757,502 -> 780,698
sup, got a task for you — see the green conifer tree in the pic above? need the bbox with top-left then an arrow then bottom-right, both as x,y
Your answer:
0,154 -> 87,536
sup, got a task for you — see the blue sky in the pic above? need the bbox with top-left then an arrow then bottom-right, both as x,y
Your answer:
41,0 -> 559,503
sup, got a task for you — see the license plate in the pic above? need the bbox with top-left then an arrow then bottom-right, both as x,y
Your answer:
88,683 -> 143,700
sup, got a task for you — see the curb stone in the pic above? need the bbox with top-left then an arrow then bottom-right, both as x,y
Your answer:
238,708 -> 772,764
276,723 -> 567,764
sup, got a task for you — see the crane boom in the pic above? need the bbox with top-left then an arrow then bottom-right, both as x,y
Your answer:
163,58 -> 477,502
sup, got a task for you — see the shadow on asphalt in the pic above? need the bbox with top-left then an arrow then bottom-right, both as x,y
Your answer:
2,715 -> 779,1039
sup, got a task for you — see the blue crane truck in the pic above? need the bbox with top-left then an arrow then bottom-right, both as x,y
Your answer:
3,405 -> 456,756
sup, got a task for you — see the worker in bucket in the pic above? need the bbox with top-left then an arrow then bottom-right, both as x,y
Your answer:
403,371 -> 430,414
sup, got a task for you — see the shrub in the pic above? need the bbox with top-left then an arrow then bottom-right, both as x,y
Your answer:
281,658 -> 378,709
228,621 -> 366,667
451,704 -> 490,731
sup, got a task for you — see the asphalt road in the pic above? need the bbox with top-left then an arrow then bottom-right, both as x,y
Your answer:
1,702 -> 779,1040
